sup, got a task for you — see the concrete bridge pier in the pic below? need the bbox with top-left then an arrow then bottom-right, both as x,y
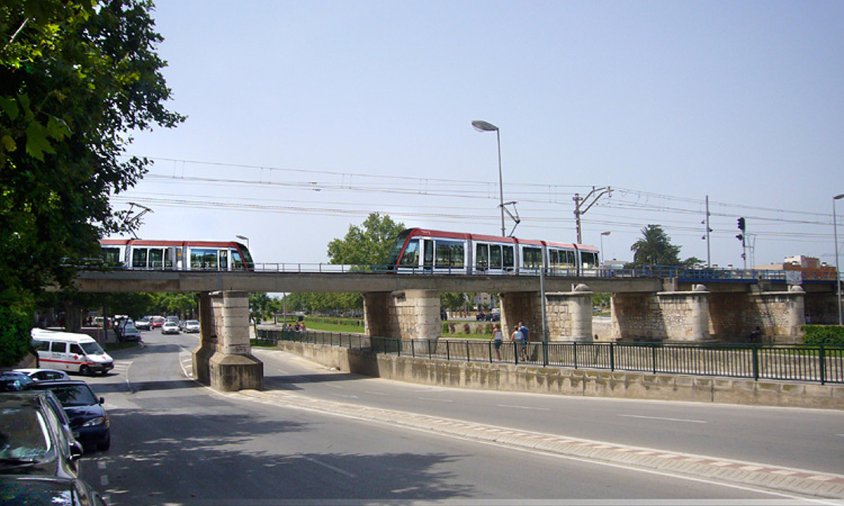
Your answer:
545,283 -> 594,342
364,290 -> 441,340
611,285 -> 711,342
192,290 -> 262,391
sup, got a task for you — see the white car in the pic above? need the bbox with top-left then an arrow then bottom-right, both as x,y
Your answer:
161,321 -> 180,335
14,368 -> 71,382
183,320 -> 200,333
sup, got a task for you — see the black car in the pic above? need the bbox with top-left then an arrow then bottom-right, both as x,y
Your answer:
0,392 -> 84,481
0,475 -> 107,505
28,381 -> 111,452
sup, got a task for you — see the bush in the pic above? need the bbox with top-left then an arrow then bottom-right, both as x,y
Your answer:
0,298 -> 35,367
803,325 -> 844,346
441,322 -> 449,335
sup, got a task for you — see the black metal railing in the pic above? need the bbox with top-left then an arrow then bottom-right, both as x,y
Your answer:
257,330 -> 844,385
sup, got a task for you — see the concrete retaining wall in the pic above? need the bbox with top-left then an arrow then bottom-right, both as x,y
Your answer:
276,341 -> 844,410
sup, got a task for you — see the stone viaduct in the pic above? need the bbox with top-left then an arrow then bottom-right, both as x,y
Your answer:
72,270 -> 841,391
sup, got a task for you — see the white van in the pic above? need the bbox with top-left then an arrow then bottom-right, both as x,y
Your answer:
30,329 -> 114,376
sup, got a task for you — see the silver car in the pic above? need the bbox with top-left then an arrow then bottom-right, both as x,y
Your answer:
161,321 -> 180,335
183,320 -> 200,333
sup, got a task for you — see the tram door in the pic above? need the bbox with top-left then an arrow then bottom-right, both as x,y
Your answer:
422,239 -> 434,272
219,250 -> 229,271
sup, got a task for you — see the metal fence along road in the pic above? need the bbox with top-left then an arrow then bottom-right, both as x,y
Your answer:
256,330 -> 844,385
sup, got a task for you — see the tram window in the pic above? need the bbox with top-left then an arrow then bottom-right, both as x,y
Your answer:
435,240 -> 464,268
148,249 -> 164,269
582,252 -> 599,268
399,240 -> 420,267
490,245 -> 502,269
523,247 -> 543,269
232,251 -> 244,270
423,240 -> 433,269
101,247 -> 122,267
220,250 -> 228,270
132,248 -> 148,269
503,246 -> 514,269
191,248 -> 218,270
475,244 -> 488,270
164,249 -> 174,269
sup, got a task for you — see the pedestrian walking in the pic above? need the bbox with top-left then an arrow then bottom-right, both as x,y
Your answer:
491,324 -> 503,360
511,324 -> 525,361
518,321 -> 530,360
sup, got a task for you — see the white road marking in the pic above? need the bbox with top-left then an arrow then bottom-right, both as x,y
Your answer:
301,456 -> 356,477
333,393 -> 359,399
100,474 -> 109,487
620,414 -> 707,424
363,390 -> 388,396
497,404 -> 551,411
417,397 -> 453,403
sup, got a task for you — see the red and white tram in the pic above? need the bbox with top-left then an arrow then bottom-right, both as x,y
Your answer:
100,239 -> 254,271
386,228 -> 599,275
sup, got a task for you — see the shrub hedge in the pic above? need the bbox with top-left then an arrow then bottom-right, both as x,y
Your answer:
802,325 -> 844,346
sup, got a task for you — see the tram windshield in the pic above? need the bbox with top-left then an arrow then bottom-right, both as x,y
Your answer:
386,230 -> 412,268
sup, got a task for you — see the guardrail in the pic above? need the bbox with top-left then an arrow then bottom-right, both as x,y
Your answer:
257,330 -> 844,385
76,261 -> 839,284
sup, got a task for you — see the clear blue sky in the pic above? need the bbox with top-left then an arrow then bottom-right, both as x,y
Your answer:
122,0 -> 844,269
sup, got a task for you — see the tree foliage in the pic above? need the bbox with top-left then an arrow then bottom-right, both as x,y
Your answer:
0,0 -> 183,365
629,225 -> 682,266
326,212 -> 405,267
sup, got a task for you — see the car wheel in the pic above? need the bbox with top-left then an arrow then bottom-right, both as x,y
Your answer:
80,365 -> 91,376
98,437 -> 110,451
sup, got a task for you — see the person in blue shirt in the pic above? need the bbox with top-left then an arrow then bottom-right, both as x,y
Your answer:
518,321 -> 529,360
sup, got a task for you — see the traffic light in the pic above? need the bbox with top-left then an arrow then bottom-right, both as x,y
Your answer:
737,217 -> 746,231
736,233 -> 743,242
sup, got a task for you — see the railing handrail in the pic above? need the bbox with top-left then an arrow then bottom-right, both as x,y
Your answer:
257,329 -> 844,386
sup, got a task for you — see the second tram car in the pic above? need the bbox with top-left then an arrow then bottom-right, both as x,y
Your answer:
100,239 -> 254,271
386,228 -> 599,275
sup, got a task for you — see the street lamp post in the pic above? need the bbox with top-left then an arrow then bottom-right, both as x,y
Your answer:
236,235 -> 250,249
600,231 -> 611,266
834,194 -> 844,325
472,120 -> 505,237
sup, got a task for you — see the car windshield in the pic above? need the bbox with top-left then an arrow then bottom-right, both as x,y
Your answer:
0,406 -> 51,463
45,385 -> 98,407
79,341 -> 105,355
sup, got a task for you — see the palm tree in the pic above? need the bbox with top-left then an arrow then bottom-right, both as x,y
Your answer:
630,225 -> 681,266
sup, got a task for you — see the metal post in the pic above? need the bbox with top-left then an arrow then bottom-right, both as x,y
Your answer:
834,194 -> 844,325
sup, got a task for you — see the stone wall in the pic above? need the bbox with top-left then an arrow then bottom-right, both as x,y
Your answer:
276,341 -> 844,410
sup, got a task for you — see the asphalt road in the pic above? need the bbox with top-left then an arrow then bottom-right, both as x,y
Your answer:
75,329 -> 843,505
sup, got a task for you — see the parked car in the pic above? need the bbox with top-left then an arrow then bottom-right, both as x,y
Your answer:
28,380 -> 111,452
135,317 -> 151,331
0,371 -> 35,392
0,475 -> 107,506
150,316 -> 165,328
14,368 -> 71,382
161,321 -> 180,335
118,322 -> 142,342
182,320 -> 200,333
0,391 -> 84,480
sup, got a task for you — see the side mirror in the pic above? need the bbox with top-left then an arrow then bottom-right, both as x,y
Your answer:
70,439 -> 84,460
99,397 -> 105,404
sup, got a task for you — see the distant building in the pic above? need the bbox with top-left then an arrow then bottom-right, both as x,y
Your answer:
754,256 -> 836,281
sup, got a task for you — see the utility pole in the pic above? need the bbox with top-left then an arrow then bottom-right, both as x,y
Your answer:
705,195 -> 712,267
573,186 -> 612,244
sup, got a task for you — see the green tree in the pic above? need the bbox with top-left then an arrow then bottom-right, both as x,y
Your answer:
327,213 -> 405,267
0,0 -> 183,365
629,225 -> 682,266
